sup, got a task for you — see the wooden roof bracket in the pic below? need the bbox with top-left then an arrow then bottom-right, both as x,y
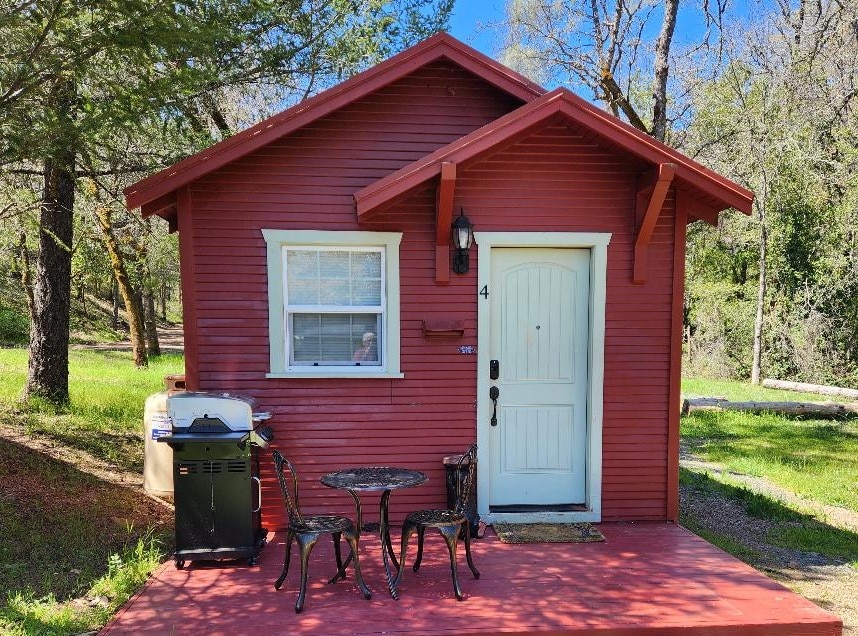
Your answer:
634,162 -> 675,283
141,192 -> 179,232
435,161 -> 457,283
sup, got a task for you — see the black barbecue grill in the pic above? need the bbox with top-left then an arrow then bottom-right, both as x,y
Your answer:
158,392 -> 274,568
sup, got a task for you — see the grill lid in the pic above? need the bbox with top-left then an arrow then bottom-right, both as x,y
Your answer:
168,392 -> 260,432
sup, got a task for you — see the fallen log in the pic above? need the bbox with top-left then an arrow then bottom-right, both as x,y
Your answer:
761,379 -> 858,400
681,397 -> 858,417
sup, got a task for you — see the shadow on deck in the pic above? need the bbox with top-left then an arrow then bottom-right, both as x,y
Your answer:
100,522 -> 841,635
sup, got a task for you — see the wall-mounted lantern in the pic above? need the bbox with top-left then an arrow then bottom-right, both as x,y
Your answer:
451,209 -> 474,274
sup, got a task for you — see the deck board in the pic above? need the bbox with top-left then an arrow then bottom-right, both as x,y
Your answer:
100,522 -> 841,635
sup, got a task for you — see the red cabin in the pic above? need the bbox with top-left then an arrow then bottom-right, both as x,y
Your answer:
126,33 -> 753,530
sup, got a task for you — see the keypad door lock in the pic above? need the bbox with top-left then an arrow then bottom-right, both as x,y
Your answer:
490,359 -> 499,380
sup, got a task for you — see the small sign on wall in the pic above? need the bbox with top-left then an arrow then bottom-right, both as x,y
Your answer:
458,345 -> 477,355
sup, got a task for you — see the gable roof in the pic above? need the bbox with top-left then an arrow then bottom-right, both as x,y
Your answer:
124,32 -> 545,217
354,88 -> 754,221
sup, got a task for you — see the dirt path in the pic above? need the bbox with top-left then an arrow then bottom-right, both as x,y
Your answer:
680,445 -> 858,634
72,324 -> 184,353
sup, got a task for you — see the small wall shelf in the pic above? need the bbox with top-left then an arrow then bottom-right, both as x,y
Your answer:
422,319 -> 465,339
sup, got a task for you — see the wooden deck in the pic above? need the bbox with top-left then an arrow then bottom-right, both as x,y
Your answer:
100,522 -> 841,635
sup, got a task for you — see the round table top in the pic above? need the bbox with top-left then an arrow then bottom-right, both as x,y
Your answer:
320,466 -> 428,492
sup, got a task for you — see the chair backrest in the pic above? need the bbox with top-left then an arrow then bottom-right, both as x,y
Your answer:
272,449 -> 304,525
453,443 -> 478,515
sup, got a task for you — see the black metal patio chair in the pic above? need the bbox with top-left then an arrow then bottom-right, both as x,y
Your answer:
271,450 -> 371,612
394,443 -> 480,600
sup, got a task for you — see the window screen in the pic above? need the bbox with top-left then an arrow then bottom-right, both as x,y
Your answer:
285,248 -> 384,366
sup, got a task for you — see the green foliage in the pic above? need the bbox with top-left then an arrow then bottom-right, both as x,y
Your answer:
682,40 -> 858,385
0,307 -> 28,345
684,280 -> 755,378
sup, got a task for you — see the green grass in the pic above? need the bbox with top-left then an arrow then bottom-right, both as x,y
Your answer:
681,377 -> 858,511
1,533 -> 164,636
769,524 -> 858,565
679,515 -> 764,562
680,468 -> 804,522
0,348 -> 183,472
0,348 -> 180,635
680,467 -> 858,567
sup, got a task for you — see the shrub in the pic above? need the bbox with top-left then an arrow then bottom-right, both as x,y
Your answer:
0,307 -> 28,346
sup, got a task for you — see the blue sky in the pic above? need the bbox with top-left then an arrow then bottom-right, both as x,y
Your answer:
445,1 -> 751,62
447,2 -> 506,56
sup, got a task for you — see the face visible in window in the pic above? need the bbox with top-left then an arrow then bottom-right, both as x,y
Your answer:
353,332 -> 377,363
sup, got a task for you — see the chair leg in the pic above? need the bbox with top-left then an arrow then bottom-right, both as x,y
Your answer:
295,533 -> 319,613
345,529 -> 372,600
463,522 -> 480,579
439,524 -> 463,600
413,525 -> 426,572
395,520 -> 417,590
275,529 -> 294,590
331,531 -> 346,581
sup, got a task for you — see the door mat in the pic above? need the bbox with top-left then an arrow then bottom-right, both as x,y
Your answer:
493,522 -> 605,544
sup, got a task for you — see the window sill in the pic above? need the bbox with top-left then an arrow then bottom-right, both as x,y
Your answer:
266,371 -> 405,380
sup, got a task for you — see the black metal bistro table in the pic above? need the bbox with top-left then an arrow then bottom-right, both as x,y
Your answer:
320,467 -> 427,599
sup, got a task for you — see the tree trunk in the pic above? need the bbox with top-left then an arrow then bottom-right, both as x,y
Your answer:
111,277 -> 119,330
24,155 -> 75,404
751,202 -> 767,384
681,397 -> 858,417
761,379 -> 858,399
651,0 -> 679,142
144,270 -> 161,356
93,205 -> 148,367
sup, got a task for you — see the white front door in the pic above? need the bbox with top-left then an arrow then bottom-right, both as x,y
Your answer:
488,248 -> 590,508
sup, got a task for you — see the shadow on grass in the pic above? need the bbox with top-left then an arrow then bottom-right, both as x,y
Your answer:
680,467 -> 858,565
0,437 -> 172,633
682,409 -> 858,507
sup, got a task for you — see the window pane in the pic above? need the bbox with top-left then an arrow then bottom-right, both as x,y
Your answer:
351,252 -> 382,305
290,313 -> 381,366
287,249 -> 382,308
319,279 -> 350,305
352,251 -> 382,278
291,314 -> 321,362
286,251 -> 319,305
352,279 -> 381,306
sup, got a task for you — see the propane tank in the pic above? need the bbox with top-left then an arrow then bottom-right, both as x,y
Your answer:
143,375 -> 185,496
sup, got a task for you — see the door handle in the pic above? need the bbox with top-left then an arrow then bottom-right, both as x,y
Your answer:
489,386 -> 499,426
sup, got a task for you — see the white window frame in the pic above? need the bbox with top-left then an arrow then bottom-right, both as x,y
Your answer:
263,229 -> 403,378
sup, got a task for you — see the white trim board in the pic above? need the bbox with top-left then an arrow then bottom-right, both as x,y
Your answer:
262,229 -> 403,378
474,232 -> 610,524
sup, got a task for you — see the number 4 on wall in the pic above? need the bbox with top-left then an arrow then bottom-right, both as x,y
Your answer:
479,285 -> 489,298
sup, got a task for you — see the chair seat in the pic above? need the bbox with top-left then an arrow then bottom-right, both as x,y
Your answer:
291,515 -> 354,534
406,509 -> 466,527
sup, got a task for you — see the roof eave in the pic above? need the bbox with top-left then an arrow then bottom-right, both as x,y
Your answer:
125,32 -> 545,212
355,89 -> 753,219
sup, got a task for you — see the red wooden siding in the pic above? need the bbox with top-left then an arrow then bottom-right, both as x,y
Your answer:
443,120 -> 677,521
182,63 -> 680,526
183,62 -> 524,528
